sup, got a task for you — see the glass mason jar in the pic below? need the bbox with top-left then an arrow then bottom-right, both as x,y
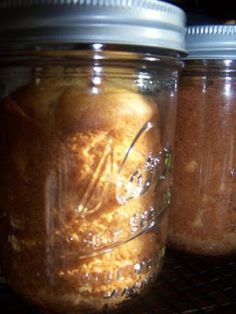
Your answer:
169,25 -> 236,256
0,1 -> 186,313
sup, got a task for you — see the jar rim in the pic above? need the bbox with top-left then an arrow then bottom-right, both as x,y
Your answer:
185,25 -> 236,59
0,0 -> 186,53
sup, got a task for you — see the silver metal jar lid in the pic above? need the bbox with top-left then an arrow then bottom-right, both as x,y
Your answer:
0,0 -> 186,52
186,25 -> 236,59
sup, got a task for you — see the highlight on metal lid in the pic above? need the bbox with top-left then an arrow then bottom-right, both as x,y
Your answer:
0,0 -> 186,52
186,25 -> 236,59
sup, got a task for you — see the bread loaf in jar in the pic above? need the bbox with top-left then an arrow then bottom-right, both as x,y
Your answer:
0,68 -> 168,312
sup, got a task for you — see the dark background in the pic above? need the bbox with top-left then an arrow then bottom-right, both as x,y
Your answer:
165,0 -> 235,25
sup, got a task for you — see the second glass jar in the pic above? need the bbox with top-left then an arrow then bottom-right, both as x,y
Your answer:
169,25 -> 236,256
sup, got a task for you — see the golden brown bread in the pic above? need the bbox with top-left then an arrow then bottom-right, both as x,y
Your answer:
0,74 -> 165,312
168,78 -> 236,256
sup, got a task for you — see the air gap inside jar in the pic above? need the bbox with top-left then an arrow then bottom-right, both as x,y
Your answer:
169,25 -> 236,256
0,1 -> 186,313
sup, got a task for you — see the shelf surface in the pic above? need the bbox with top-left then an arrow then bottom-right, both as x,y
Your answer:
1,250 -> 236,313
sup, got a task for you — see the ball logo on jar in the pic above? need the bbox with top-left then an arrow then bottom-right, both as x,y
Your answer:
116,121 -> 160,205
75,121 -> 163,217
